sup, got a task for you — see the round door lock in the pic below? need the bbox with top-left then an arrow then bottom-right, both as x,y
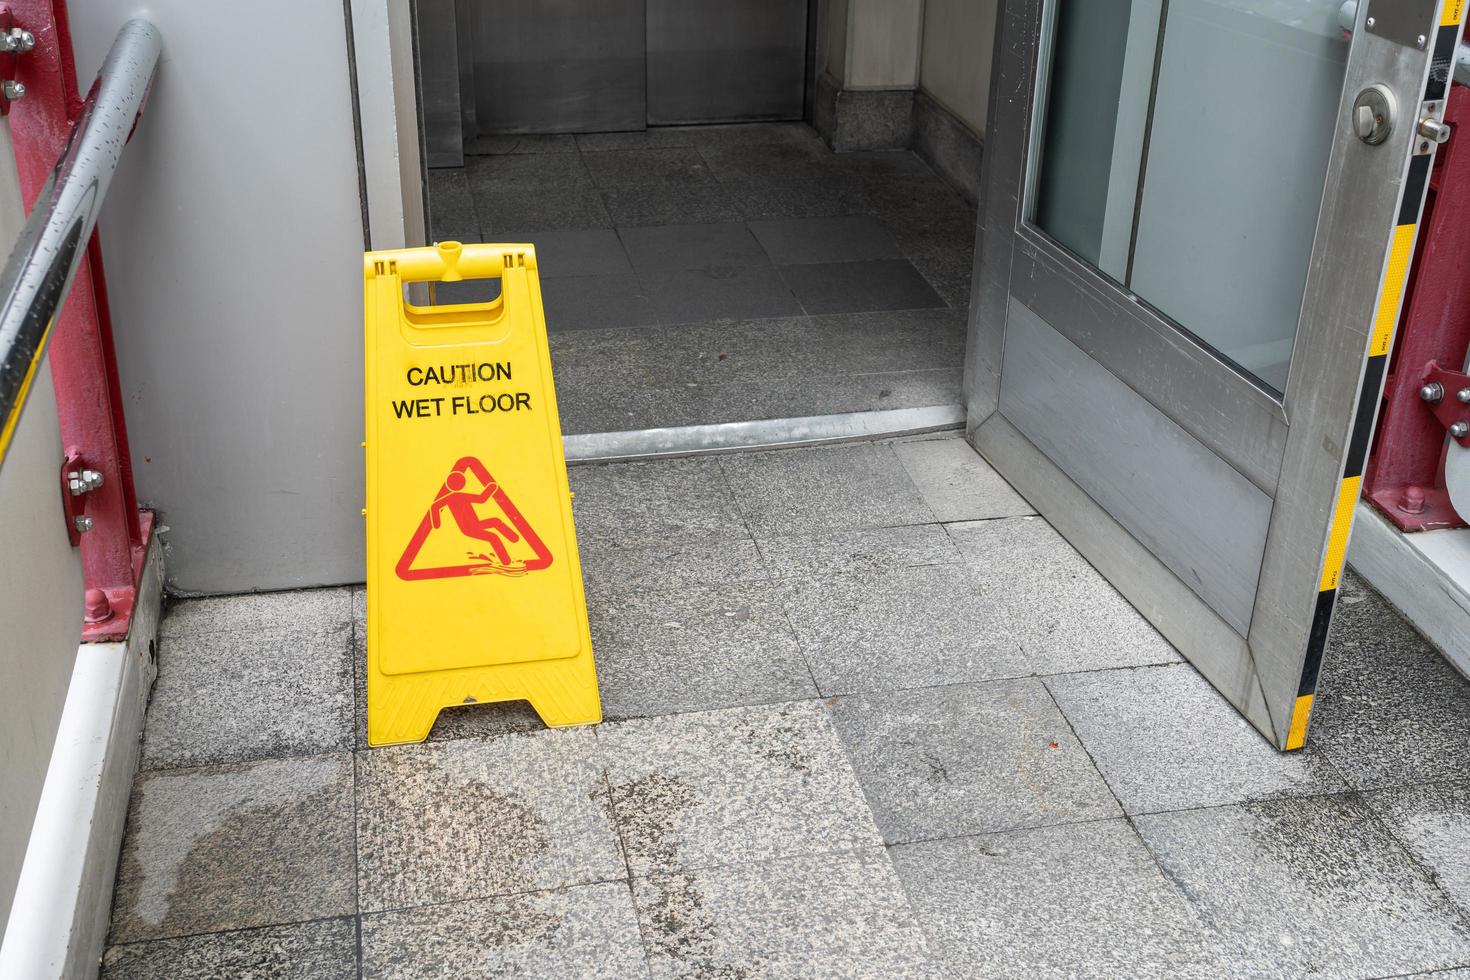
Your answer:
1352,84 -> 1396,145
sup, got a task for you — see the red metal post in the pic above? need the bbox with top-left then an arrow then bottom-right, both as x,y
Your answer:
7,0 -> 151,640
1363,54 -> 1470,532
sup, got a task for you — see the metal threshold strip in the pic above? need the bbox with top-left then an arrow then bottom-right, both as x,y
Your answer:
562,404 -> 966,464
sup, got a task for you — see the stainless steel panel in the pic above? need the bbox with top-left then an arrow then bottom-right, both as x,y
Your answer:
473,0 -> 646,134
415,0 -> 463,168
998,300 -> 1273,636
647,0 -> 808,125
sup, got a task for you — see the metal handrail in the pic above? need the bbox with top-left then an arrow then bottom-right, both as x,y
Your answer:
0,18 -> 160,469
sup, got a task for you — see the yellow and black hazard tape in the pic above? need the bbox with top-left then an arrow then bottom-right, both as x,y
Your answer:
1286,1 -> 1465,750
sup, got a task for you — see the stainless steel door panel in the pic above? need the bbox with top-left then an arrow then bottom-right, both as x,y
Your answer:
647,0 -> 808,124
472,0 -> 646,134
999,300 -> 1272,636
417,0 -> 463,168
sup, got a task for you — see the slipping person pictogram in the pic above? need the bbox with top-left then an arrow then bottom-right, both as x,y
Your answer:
395,456 -> 553,580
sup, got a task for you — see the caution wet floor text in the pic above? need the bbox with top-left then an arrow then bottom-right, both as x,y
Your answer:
363,241 -> 600,746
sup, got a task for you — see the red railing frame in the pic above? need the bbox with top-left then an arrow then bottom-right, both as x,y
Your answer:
7,0 -> 151,641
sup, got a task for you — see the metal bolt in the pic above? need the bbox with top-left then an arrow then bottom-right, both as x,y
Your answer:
1451,421 -> 1469,438
0,28 -> 34,54
1418,116 -> 1453,145
67,468 -> 104,496
1420,382 -> 1444,403
83,588 -> 114,625
1366,16 -> 1375,28
2,80 -> 25,102
74,515 -> 94,533
1399,485 -> 1427,514
1417,34 -> 1427,48
1458,388 -> 1470,404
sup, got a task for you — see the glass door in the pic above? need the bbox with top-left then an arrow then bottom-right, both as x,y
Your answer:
967,0 -> 1465,748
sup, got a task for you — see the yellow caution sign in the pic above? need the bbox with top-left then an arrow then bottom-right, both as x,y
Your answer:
363,241 -> 600,746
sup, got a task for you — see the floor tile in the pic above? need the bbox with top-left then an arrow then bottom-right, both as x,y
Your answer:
583,148 -> 714,188
426,278 -> 500,305
642,266 -> 803,323
355,729 -> 624,912
540,273 -> 660,331
632,850 -> 930,980
1045,664 -> 1345,814
892,820 -> 1221,979
577,129 -> 696,151
159,587 -> 351,638
826,149 -> 933,179
948,517 -> 1181,673
893,437 -> 1034,521
748,215 -> 902,265
568,457 -> 745,550
725,176 -> 870,221
502,133 -> 580,154
426,168 -> 480,244
780,259 -> 947,315
1364,781 -> 1470,912
698,141 -> 833,181
600,702 -> 879,875
360,881 -> 648,980
829,679 -> 1120,844
110,755 -> 355,943
1310,575 -> 1470,788
101,918 -> 357,980
720,442 -> 933,538
142,624 -> 352,770
466,153 -> 591,192
588,583 -> 816,719
686,121 -> 826,148
1135,794 -> 1470,978
756,523 -> 960,580
475,186 -> 612,234
600,181 -> 740,227
519,228 -> 631,278
780,563 -> 1028,696
616,222 -> 768,273
580,536 -> 769,593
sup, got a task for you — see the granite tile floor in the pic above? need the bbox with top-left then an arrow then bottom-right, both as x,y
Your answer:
105,434 -> 1470,979
424,122 -> 971,434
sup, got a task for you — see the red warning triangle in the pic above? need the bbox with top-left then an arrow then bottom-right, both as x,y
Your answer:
395,456 -> 553,581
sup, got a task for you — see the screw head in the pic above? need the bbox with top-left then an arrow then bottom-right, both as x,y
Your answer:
1417,34 -> 1427,48
1421,382 -> 1444,403
73,515 -> 94,532
1366,16 -> 1375,27
1458,389 -> 1470,404
2,80 -> 25,102
1451,421 -> 1469,438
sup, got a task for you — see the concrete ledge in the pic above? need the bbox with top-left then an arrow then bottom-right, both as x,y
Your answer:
0,534 -> 162,980
911,90 -> 984,205
813,73 -> 914,152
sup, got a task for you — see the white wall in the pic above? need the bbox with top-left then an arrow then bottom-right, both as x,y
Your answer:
845,0 -> 924,89
918,0 -> 998,133
0,117 -> 86,929
66,1 -> 379,594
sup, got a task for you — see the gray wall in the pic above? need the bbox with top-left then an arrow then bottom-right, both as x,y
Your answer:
68,1 -> 370,594
0,121 -> 86,928
918,0 -> 997,133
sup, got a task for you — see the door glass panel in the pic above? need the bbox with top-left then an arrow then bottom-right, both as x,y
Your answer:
1030,0 -> 1350,394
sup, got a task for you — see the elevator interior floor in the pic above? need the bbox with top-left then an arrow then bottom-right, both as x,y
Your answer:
101,434 -> 1470,978
425,123 -> 974,435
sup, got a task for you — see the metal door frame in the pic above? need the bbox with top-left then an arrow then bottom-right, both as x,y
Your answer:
964,0 -> 1462,748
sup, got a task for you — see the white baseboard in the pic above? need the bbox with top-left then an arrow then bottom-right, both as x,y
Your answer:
0,536 -> 162,980
1349,502 -> 1470,679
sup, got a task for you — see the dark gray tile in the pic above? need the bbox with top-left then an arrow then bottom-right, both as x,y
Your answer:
892,821 -> 1222,978
616,222 -> 768,273
583,148 -> 714,188
686,122 -> 826,148
580,537 -> 769,593
780,259 -> 946,315
893,436 -> 1033,522
1046,664 -> 1345,815
102,918 -> 357,980
779,563 -> 1028,696
464,134 -> 520,155
426,278 -> 500,305
110,755 -> 356,943
698,142 -> 834,181
642,266 -> 802,323
830,679 -> 1120,844
519,228 -> 631,278
426,169 -> 480,244
748,215 -> 901,265
355,729 -> 623,912
504,133 -> 580,154
474,186 -> 611,234
720,443 -> 933,538
632,850 -> 931,979
948,518 -> 1180,674
756,523 -> 961,580
1311,574 -> 1470,788
600,701 -> 880,874
1364,781 -> 1470,912
600,182 -> 740,226
568,457 -> 744,550
577,129 -> 696,152
465,153 -> 591,192
725,177 -> 870,221
540,274 -> 660,332
587,582 -> 816,719
360,882 -> 648,980
1135,795 -> 1470,978
141,624 -> 353,770
827,149 -> 933,178
160,587 -> 351,638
